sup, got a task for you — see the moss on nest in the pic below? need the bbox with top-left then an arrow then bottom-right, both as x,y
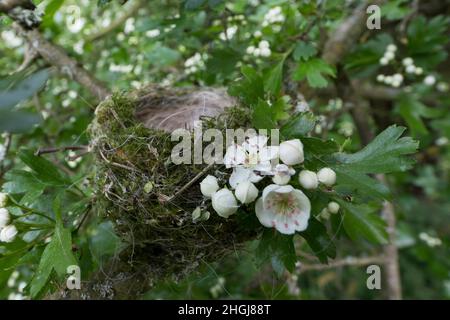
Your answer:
88,87 -> 260,287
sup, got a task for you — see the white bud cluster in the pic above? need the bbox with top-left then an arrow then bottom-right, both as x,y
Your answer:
246,40 -> 271,57
402,57 -> 423,75
1,194 -> 18,243
419,232 -> 442,247
377,73 -> 404,88
184,53 -> 207,75
262,6 -> 285,27
219,25 -> 238,41
145,29 -> 161,38
0,144 -> 6,162
379,44 -> 397,65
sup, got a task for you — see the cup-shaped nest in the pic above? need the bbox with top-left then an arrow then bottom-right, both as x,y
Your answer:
88,86 -> 261,292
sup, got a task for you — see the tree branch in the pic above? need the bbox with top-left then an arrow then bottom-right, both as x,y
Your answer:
298,255 -> 385,273
17,27 -> 111,101
2,1 -> 111,101
322,0 -> 386,65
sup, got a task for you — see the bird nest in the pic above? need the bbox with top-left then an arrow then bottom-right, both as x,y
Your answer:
88,86 -> 262,290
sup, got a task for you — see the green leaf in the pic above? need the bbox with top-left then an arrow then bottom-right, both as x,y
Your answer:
3,170 -> 46,194
380,0 -> 411,20
256,230 -> 297,273
206,48 -> 239,76
281,112 -> 316,138
18,150 -> 69,187
147,43 -> 181,67
396,95 -> 444,137
228,65 -> 265,106
264,56 -> 286,96
334,168 -> 391,200
0,109 -> 42,133
88,221 -> 122,264
293,58 -> 335,88
0,69 -> 49,110
42,0 -> 65,27
293,42 -> 317,61
252,99 -> 276,130
333,125 -> 419,174
30,221 -> 77,297
406,15 -> 450,68
299,218 -> 336,263
339,201 -> 388,244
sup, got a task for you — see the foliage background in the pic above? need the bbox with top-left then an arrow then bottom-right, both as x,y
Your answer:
0,0 -> 449,300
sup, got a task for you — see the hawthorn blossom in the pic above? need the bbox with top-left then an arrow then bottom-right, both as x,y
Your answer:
317,168 -> 336,186
200,175 -> 219,197
272,164 -> 295,185
255,184 -> 311,235
279,139 -> 304,165
211,188 -> 239,218
224,135 -> 279,188
0,225 -> 18,243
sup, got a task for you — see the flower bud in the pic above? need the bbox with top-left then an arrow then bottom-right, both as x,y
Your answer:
320,208 -> 330,220
298,170 -> 318,189
327,201 -> 340,214
317,168 -> 336,186
279,139 -> 304,165
235,181 -> 258,204
0,208 -> 10,228
200,175 -> 219,198
211,188 -> 238,218
0,225 -> 18,243
0,192 -> 7,207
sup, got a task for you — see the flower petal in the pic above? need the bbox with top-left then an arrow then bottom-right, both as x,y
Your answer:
255,197 -> 276,228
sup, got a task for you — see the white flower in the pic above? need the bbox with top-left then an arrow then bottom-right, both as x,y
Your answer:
1,30 -> 23,48
242,135 -> 279,170
317,168 -> 336,186
259,40 -> 269,49
424,75 -> 436,86
402,57 -> 413,66
0,192 -> 8,207
200,175 -> 219,197
246,46 -> 255,54
376,74 -> 385,82
219,26 -> 238,41
327,201 -> 340,214
211,189 -> 239,218
0,225 -> 18,243
384,51 -> 395,60
272,164 -> 295,185
319,208 -> 330,220
259,47 -> 271,57
146,29 -> 161,38
229,167 -> 263,189
279,139 -> 304,165
0,208 -> 10,228
235,181 -> 259,204
224,144 -> 246,168
298,170 -> 318,189
255,184 -> 311,235
415,67 -> 423,75
393,74 -> 403,83
384,75 -> 393,84
406,65 -> 416,74
386,44 -> 397,52
379,57 -> 389,65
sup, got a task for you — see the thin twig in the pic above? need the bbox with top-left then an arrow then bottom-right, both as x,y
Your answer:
298,255 -> 385,273
163,163 -> 215,203
35,145 -> 88,156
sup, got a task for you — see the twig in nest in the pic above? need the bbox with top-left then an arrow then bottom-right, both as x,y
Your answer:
35,145 -> 89,156
161,163 -> 215,203
98,148 -> 136,172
